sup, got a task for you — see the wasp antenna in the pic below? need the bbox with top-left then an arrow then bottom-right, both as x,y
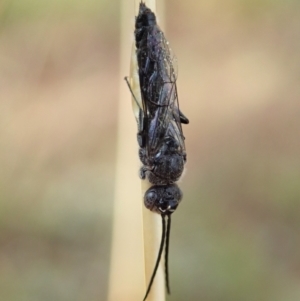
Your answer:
165,214 -> 171,294
124,76 -> 142,110
143,215 -> 166,301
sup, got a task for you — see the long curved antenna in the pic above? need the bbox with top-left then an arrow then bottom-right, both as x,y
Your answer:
124,76 -> 143,110
143,215 -> 166,301
165,214 -> 171,294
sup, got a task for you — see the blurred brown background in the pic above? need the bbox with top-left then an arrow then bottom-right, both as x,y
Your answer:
1,0 -> 300,300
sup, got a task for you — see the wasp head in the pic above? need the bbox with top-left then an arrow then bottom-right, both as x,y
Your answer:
144,184 -> 182,215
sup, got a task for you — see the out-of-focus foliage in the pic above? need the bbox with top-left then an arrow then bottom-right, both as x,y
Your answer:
1,0 -> 111,21
0,0 -> 299,300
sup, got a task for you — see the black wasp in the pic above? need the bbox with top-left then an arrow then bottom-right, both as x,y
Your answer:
125,2 -> 189,300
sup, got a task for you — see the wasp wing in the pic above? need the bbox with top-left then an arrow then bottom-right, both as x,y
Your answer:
140,31 -> 186,157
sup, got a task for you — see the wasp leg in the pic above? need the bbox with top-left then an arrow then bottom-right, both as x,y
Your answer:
139,148 -> 148,166
139,166 -> 147,179
139,148 -> 149,179
179,109 -> 189,124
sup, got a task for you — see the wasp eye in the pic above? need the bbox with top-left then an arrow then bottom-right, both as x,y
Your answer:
148,191 -> 157,201
144,190 -> 158,210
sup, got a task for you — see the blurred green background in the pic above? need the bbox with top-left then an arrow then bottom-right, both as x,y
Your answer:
1,0 -> 300,300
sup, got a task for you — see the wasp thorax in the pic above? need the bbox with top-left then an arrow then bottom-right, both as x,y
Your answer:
144,184 -> 182,215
